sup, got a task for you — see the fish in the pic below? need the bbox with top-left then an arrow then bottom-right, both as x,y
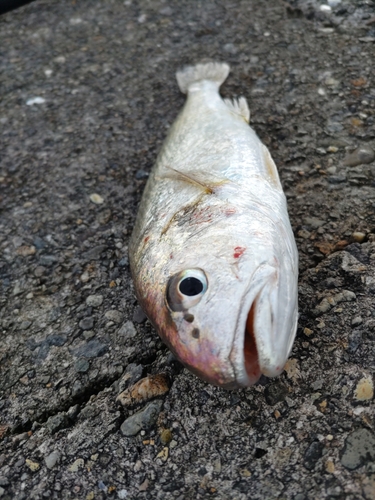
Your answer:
129,62 -> 298,389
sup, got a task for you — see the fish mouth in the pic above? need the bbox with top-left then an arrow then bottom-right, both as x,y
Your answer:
243,299 -> 261,382
230,264 -> 287,387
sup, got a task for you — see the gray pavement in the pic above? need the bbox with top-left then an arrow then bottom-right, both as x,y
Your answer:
1,0 -> 375,498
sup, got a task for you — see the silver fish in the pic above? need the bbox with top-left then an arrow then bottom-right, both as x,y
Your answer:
129,62 -> 298,389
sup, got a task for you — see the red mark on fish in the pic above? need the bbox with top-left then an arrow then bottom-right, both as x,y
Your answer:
233,246 -> 245,259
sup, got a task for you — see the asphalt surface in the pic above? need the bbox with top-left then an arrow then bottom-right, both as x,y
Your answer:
1,0 -> 375,499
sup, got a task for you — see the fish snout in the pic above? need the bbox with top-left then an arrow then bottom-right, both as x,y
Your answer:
249,265 -> 298,378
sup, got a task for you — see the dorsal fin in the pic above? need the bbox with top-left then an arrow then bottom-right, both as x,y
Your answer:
262,144 -> 282,190
223,97 -> 250,123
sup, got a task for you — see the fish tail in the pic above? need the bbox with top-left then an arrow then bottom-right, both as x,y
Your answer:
176,62 -> 230,94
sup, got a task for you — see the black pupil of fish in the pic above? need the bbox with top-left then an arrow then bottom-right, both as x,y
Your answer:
179,277 -> 203,296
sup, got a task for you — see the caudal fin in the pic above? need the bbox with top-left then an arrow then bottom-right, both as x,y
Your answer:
176,62 -> 230,94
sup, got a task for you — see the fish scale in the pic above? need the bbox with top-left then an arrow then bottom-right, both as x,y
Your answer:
130,62 -> 298,388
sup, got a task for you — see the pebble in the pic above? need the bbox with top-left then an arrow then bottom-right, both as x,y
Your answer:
304,217 -> 326,229
156,447 -> 169,461
344,146 -> 374,167
79,317 -> 94,330
19,321 -> 32,330
135,169 -> 149,180
68,458 -> 84,472
304,441 -> 323,470
25,459 -> 40,471
117,374 -> 170,407
354,377 -> 374,401
104,310 -> 122,324
362,474 -> 375,500
117,490 -> 128,499
46,412 -> 69,434
314,290 -> 356,316
351,316 -> 363,326
133,306 -> 147,324
264,382 -> 289,406
84,245 -> 107,260
347,330 -> 362,354
352,232 -> 366,243
26,97 -> 45,105
0,478 -> 9,487
341,429 -> 375,469
74,358 -> 90,373
45,451 -> 60,469
120,400 -> 163,436
0,487 -> 4,497
73,339 -> 108,358
160,429 -> 173,445
118,364 -> 143,392
118,321 -> 137,339
86,295 -> 103,307
89,193 -> 104,204
16,245 -> 36,256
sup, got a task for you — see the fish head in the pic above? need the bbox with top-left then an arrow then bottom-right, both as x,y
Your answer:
132,210 -> 298,389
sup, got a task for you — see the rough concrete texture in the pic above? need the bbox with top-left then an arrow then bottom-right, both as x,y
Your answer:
1,0 -> 375,498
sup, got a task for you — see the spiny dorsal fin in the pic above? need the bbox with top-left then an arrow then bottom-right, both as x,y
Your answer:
176,62 -> 230,94
223,97 -> 250,123
262,144 -> 282,190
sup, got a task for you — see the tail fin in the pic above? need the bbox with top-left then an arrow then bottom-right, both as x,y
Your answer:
176,62 -> 230,94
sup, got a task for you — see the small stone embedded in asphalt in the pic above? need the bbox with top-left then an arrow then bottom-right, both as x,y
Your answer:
89,193 -> 104,204
19,320 -> 32,330
133,306 -> 147,324
135,169 -> 149,180
347,330 -> 362,354
160,429 -> 173,445
118,320 -> 137,339
46,412 -> 69,434
84,245 -> 107,260
104,310 -> 122,323
68,458 -> 85,472
354,377 -> 374,401
344,146 -> 375,167
0,478 -> 9,487
72,379 -> 83,398
72,339 -> 108,358
351,316 -> 362,327
74,358 -> 90,373
120,400 -> 163,437
352,232 -> 366,243
118,363 -> 144,392
304,441 -> 324,470
39,254 -> 58,267
264,382 -> 289,406
86,295 -> 103,307
45,451 -> 60,469
341,428 -> 375,469
79,316 -> 94,330
118,256 -> 129,267
25,459 -> 40,471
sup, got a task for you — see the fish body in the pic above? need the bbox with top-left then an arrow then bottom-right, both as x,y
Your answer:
129,62 -> 298,389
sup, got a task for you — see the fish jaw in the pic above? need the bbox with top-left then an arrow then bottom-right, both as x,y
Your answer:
231,261 -> 298,384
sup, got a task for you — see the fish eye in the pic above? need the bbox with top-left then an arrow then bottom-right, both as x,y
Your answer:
167,269 -> 208,312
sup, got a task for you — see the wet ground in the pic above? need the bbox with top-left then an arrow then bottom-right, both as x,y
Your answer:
0,0 -> 375,498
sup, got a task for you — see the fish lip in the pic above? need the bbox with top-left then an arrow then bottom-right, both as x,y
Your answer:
231,263 -> 298,385
229,263 -> 277,387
